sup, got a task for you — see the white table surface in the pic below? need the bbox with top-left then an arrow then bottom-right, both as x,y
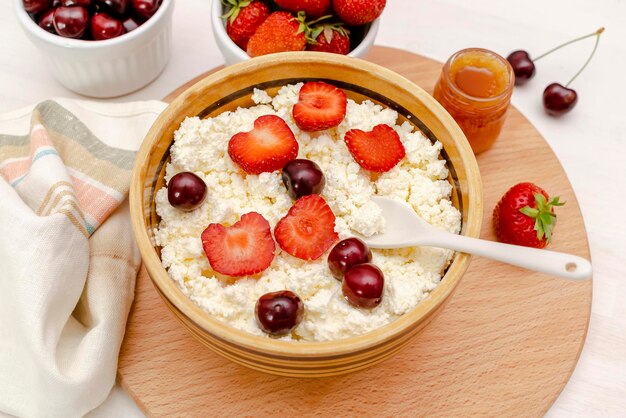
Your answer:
1,0 -> 625,416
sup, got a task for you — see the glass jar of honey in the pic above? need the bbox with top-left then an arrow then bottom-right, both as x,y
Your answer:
433,48 -> 514,154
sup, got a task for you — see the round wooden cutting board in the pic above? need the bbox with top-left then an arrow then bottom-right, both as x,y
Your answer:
118,46 -> 592,417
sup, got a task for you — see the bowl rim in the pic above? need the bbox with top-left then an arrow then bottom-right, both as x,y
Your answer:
14,0 -> 173,48
210,0 -> 380,61
130,52 -> 483,357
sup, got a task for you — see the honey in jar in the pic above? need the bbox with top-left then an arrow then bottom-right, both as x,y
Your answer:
433,48 -> 514,154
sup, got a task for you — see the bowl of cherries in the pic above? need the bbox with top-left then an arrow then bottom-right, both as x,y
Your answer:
15,0 -> 174,97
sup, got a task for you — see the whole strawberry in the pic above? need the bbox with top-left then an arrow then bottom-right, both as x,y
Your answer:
307,24 -> 350,55
333,0 -> 386,26
493,182 -> 565,248
223,0 -> 271,50
274,0 -> 331,19
247,11 -> 307,57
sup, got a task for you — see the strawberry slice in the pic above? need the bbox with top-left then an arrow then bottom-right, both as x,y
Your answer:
344,124 -> 406,172
274,194 -> 339,261
201,212 -> 276,277
228,115 -> 299,174
292,81 -> 347,131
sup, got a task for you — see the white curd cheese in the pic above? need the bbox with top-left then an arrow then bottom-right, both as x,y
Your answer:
155,83 -> 461,341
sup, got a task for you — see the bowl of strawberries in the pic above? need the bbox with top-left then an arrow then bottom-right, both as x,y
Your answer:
212,0 -> 384,65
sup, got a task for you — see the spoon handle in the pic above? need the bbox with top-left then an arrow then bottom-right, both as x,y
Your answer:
427,232 -> 592,280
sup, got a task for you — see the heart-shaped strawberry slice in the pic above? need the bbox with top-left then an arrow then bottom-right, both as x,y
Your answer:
344,124 -> 406,172
228,115 -> 299,174
292,81 -> 347,131
274,194 -> 338,260
201,212 -> 276,277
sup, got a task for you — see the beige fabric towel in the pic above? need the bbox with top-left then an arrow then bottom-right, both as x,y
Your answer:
0,99 -> 166,417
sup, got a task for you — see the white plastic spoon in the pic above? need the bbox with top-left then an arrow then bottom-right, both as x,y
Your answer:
359,196 -> 592,280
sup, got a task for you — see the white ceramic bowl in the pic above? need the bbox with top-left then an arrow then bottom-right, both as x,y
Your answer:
15,0 -> 174,98
211,0 -> 380,65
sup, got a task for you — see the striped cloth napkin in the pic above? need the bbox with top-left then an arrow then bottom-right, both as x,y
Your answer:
0,99 -> 166,418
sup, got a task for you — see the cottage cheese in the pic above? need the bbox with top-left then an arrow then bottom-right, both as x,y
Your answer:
155,84 -> 461,341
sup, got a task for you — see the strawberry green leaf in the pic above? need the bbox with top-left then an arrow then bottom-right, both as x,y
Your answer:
540,212 -> 553,226
535,217 -> 545,240
295,11 -> 310,38
306,14 -> 333,26
534,192 -> 547,207
519,192 -> 566,244
305,17 -> 348,44
221,0 -> 253,24
549,196 -> 566,206
323,27 -> 334,43
308,26 -> 324,44
520,206 -> 539,217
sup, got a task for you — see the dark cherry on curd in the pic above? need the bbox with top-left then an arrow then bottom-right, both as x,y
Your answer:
434,48 -> 514,154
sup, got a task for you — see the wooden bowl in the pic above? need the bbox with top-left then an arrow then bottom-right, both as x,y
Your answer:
130,52 -> 483,378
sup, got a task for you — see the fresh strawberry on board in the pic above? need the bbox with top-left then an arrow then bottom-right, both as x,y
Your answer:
333,0 -> 386,26
307,23 -> 350,55
274,0 -> 331,19
246,11 -> 307,57
344,124 -> 406,172
292,81 -> 347,131
228,115 -> 299,174
493,182 -> 565,248
222,0 -> 271,50
274,194 -> 339,260
201,212 -> 276,277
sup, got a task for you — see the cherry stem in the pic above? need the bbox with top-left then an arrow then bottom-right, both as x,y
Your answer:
565,28 -> 604,87
533,27 -> 605,62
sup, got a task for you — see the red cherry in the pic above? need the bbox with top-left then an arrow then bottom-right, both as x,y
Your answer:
23,0 -> 52,14
53,6 -> 89,38
131,0 -> 159,19
38,8 -> 56,33
327,238 -> 372,280
507,50 -> 536,85
543,83 -> 578,116
255,291 -> 304,336
96,0 -> 128,16
342,263 -> 384,308
540,28 -> 603,116
167,172 -> 207,211
281,159 -> 325,200
91,12 -> 125,40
